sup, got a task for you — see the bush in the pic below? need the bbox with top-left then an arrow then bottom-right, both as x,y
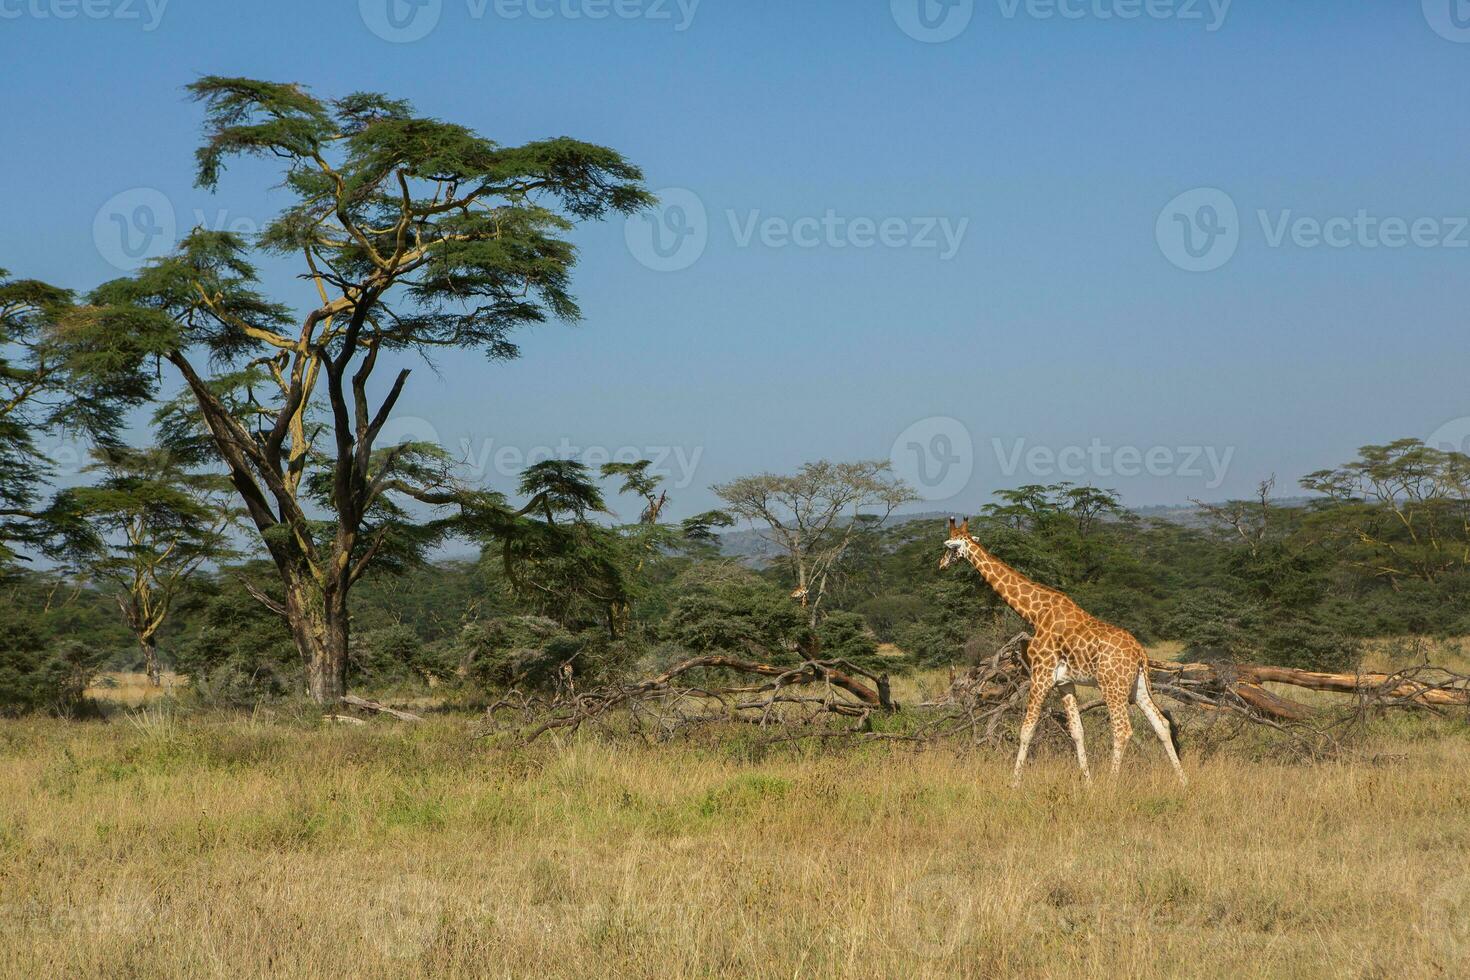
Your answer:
1167,589 -> 1359,672
661,569 -> 804,660
814,611 -> 880,669
457,616 -> 630,691
174,586 -> 298,706
0,616 -> 101,716
351,624 -> 453,687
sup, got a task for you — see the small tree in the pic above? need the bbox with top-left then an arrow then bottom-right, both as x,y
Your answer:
713,460 -> 916,624
489,459 -> 731,639
49,445 -> 236,685
67,76 -> 651,703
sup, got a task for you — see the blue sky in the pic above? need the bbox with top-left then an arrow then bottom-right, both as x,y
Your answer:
3,0 -> 1468,521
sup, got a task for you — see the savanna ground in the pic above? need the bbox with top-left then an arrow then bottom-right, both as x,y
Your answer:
2,643 -> 1468,979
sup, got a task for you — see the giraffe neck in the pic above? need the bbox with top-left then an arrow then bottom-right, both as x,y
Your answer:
961,536 -> 1056,626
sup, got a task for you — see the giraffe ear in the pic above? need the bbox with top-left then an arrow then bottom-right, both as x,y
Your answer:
947,516 -> 957,535
959,518 -> 969,536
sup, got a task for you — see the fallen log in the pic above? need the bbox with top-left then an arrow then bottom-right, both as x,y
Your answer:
341,694 -> 424,722
483,654 -> 889,741
637,654 -> 883,707
1146,658 -> 1470,721
1238,665 -> 1470,707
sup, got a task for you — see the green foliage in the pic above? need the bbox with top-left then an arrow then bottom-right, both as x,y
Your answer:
814,611 -> 880,669
350,624 -> 453,686
455,615 -> 630,692
0,270 -> 149,566
662,566 -> 806,661
173,576 -> 298,706
46,75 -> 652,701
0,614 -> 100,716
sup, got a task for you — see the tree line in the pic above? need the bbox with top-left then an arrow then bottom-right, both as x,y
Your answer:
4,76 -> 1470,716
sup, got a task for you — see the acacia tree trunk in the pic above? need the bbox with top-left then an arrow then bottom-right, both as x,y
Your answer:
140,634 -> 160,687
284,576 -> 350,705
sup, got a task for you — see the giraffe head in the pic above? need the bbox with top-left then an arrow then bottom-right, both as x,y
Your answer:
939,517 -> 970,569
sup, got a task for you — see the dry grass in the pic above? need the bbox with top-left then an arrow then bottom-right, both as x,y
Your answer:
83,672 -> 184,707
1,693 -> 1468,978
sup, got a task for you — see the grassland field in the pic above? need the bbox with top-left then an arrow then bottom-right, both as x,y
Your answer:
1,642 -> 1467,978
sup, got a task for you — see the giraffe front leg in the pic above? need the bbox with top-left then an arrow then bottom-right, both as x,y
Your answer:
1106,694 -> 1133,778
1059,684 -> 1091,784
1012,675 -> 1055,788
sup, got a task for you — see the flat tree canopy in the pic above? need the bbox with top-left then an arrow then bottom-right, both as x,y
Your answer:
62,76 -> 652,702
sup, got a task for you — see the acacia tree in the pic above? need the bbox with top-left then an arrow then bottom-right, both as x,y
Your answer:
48,444 -> 236,685
713,460 -> 916,625
492,459 -> 731,638
1,271 -> 144,566
1302,439 -> 1470,584
67,77 -> 651,702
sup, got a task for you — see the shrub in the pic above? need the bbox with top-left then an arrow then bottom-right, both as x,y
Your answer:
456,616 -> 628,691
0,616 -> 101,716
173,586 -> 297,706
814,611 -> 881,669
351,624 -> 453,687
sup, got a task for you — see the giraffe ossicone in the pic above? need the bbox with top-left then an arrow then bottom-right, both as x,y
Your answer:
940,517 -> 1186,787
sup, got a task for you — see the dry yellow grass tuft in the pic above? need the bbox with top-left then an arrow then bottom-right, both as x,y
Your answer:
1,700 -> 1467,978
83,672 -> 184,707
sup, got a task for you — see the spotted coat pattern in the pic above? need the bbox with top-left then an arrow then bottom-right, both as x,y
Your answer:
940,518 -> 1186,786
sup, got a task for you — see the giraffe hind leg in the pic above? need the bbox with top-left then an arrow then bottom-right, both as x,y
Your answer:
1135,672 -> 1187,786
1104,682 -> 1133,777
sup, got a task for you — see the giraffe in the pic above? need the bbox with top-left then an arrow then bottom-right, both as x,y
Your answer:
939,517 -> 1185,786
